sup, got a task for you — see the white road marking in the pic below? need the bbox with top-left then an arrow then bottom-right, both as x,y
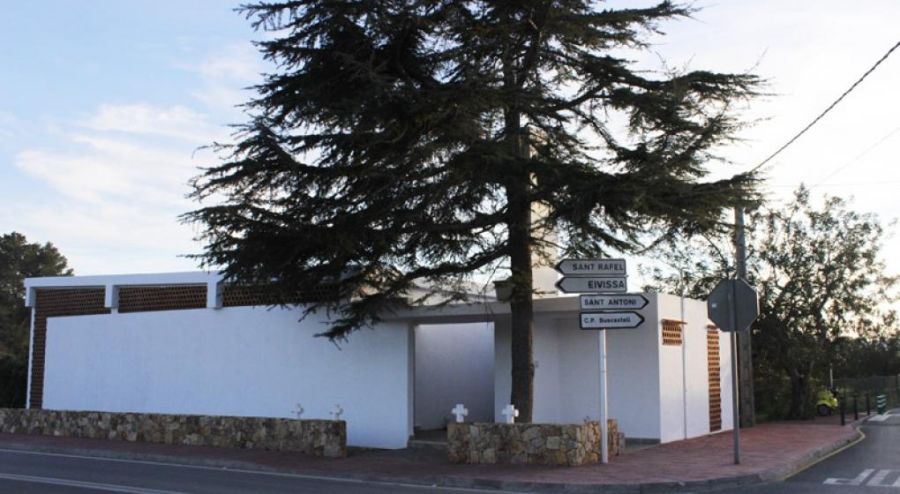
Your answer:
0,472 -> 189,494
825,469 -> 900,488
824,468 -> 874,486
866,469 -> 900,488
0,448 -> 521,493
868,413 -> 893,422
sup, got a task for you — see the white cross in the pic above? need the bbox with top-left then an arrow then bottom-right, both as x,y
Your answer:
293,404 -> 304,419
330,404 -> 344,421
501,404 -> 519,424
451,404 -> 469,423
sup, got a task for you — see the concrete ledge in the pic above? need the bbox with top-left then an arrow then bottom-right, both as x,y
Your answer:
0,409 -> 346,458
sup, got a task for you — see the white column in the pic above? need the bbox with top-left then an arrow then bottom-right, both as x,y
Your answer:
25,307 -> 36,409
206,279 -> 223,309
104,284 -> 119,312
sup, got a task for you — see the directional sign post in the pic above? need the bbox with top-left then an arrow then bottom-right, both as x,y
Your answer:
580,294 -> 649,311
556,258 -> 627,276
555,258 -> 636,466
579,311 -> 644,330
557,276 -> 627,294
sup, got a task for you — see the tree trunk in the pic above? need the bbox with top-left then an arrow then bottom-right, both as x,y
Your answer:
501,25 -> 534,422
507,176 -> 535,423
504,112 -> 534,422
788,368 -> 810,419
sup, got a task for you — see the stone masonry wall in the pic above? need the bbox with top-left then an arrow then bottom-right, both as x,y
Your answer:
0,409 -> 346,458
448,420 -> 619,466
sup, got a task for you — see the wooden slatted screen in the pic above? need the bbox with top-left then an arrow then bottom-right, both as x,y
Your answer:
707,325 -> 722,432
118,285 -> 207,313
661,319 -> 684,346
222,284 -> 340,307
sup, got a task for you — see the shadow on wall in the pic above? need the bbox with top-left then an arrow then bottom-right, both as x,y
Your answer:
415,323 -> 495,430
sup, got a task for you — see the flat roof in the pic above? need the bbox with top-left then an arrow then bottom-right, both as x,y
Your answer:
24,271 -> 223,290
23,272 -> 224,308
382,295 -> 583,324
23,271 -> 670,324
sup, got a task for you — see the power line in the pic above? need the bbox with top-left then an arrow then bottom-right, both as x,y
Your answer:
750,39 -> 900,174
769,180 -> 900,189
811,124 -> 900,188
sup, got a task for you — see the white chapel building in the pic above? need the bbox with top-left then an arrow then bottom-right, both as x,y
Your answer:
23,265 -> 732,449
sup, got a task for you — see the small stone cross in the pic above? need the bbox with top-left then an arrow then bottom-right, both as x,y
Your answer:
293,404 -> 304,419
501,404 -> 519,424
451,404 -> 469,423
330,404 -> 344,421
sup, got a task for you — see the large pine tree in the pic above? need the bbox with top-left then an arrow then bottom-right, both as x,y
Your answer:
185,0 -> 761,421
0,232 -> 72,407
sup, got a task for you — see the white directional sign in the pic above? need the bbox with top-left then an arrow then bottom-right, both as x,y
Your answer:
580,311 -> 644,330
559,257 -> 631,466
580,294 -> 648,311
555,258 -> 626,276
556,276 -> 627,294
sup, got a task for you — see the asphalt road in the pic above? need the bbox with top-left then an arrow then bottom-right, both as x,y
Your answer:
722,409 -> 900,493
0,448 -> 510,494
0,411 -> 896,494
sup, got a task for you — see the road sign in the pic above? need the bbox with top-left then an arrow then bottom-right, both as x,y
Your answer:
707,279 -> 759,332
580,311 -> 644,330
555,258 -> 626,276
557,276 -> 627,293
580,293 -> 648,311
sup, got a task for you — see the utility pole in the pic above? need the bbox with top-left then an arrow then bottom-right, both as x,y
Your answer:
734,207 -> 755,427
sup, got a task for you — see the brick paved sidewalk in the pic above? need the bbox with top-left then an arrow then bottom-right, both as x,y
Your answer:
0,419 -> 864,493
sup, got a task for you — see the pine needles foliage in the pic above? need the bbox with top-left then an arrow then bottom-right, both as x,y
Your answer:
184,1 -> 762,420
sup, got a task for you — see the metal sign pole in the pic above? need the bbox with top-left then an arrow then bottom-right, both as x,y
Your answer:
598,329 -> 609,464
729,282 -> 741,465
732,207 -> 747,464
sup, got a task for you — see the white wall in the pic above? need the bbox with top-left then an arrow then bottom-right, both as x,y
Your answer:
414,323 -> 494,429
554,317 -> 601,424
607,295 -> 661,440
719,330 -> 735,432
655,293 -> 734,442
494,306 -> 661,439
657,293 -> 687,443
532,316 -> 562,421
494,315 -> 599,424
486,292 -> 734,444
43,306 -> 412,449
534,315 -> 602,424
683,297 -> 714,439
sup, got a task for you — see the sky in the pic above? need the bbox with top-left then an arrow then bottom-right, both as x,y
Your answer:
1,1 -> 899,277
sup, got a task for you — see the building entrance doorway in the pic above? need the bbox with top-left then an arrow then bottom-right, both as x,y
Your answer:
413,322 -> 494,441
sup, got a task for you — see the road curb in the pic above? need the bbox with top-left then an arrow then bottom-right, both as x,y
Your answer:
767,426 -> 865,482
0,427 -> 865,494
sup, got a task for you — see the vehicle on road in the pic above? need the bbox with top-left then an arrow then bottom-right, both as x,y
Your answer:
816,389 -> 839,416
